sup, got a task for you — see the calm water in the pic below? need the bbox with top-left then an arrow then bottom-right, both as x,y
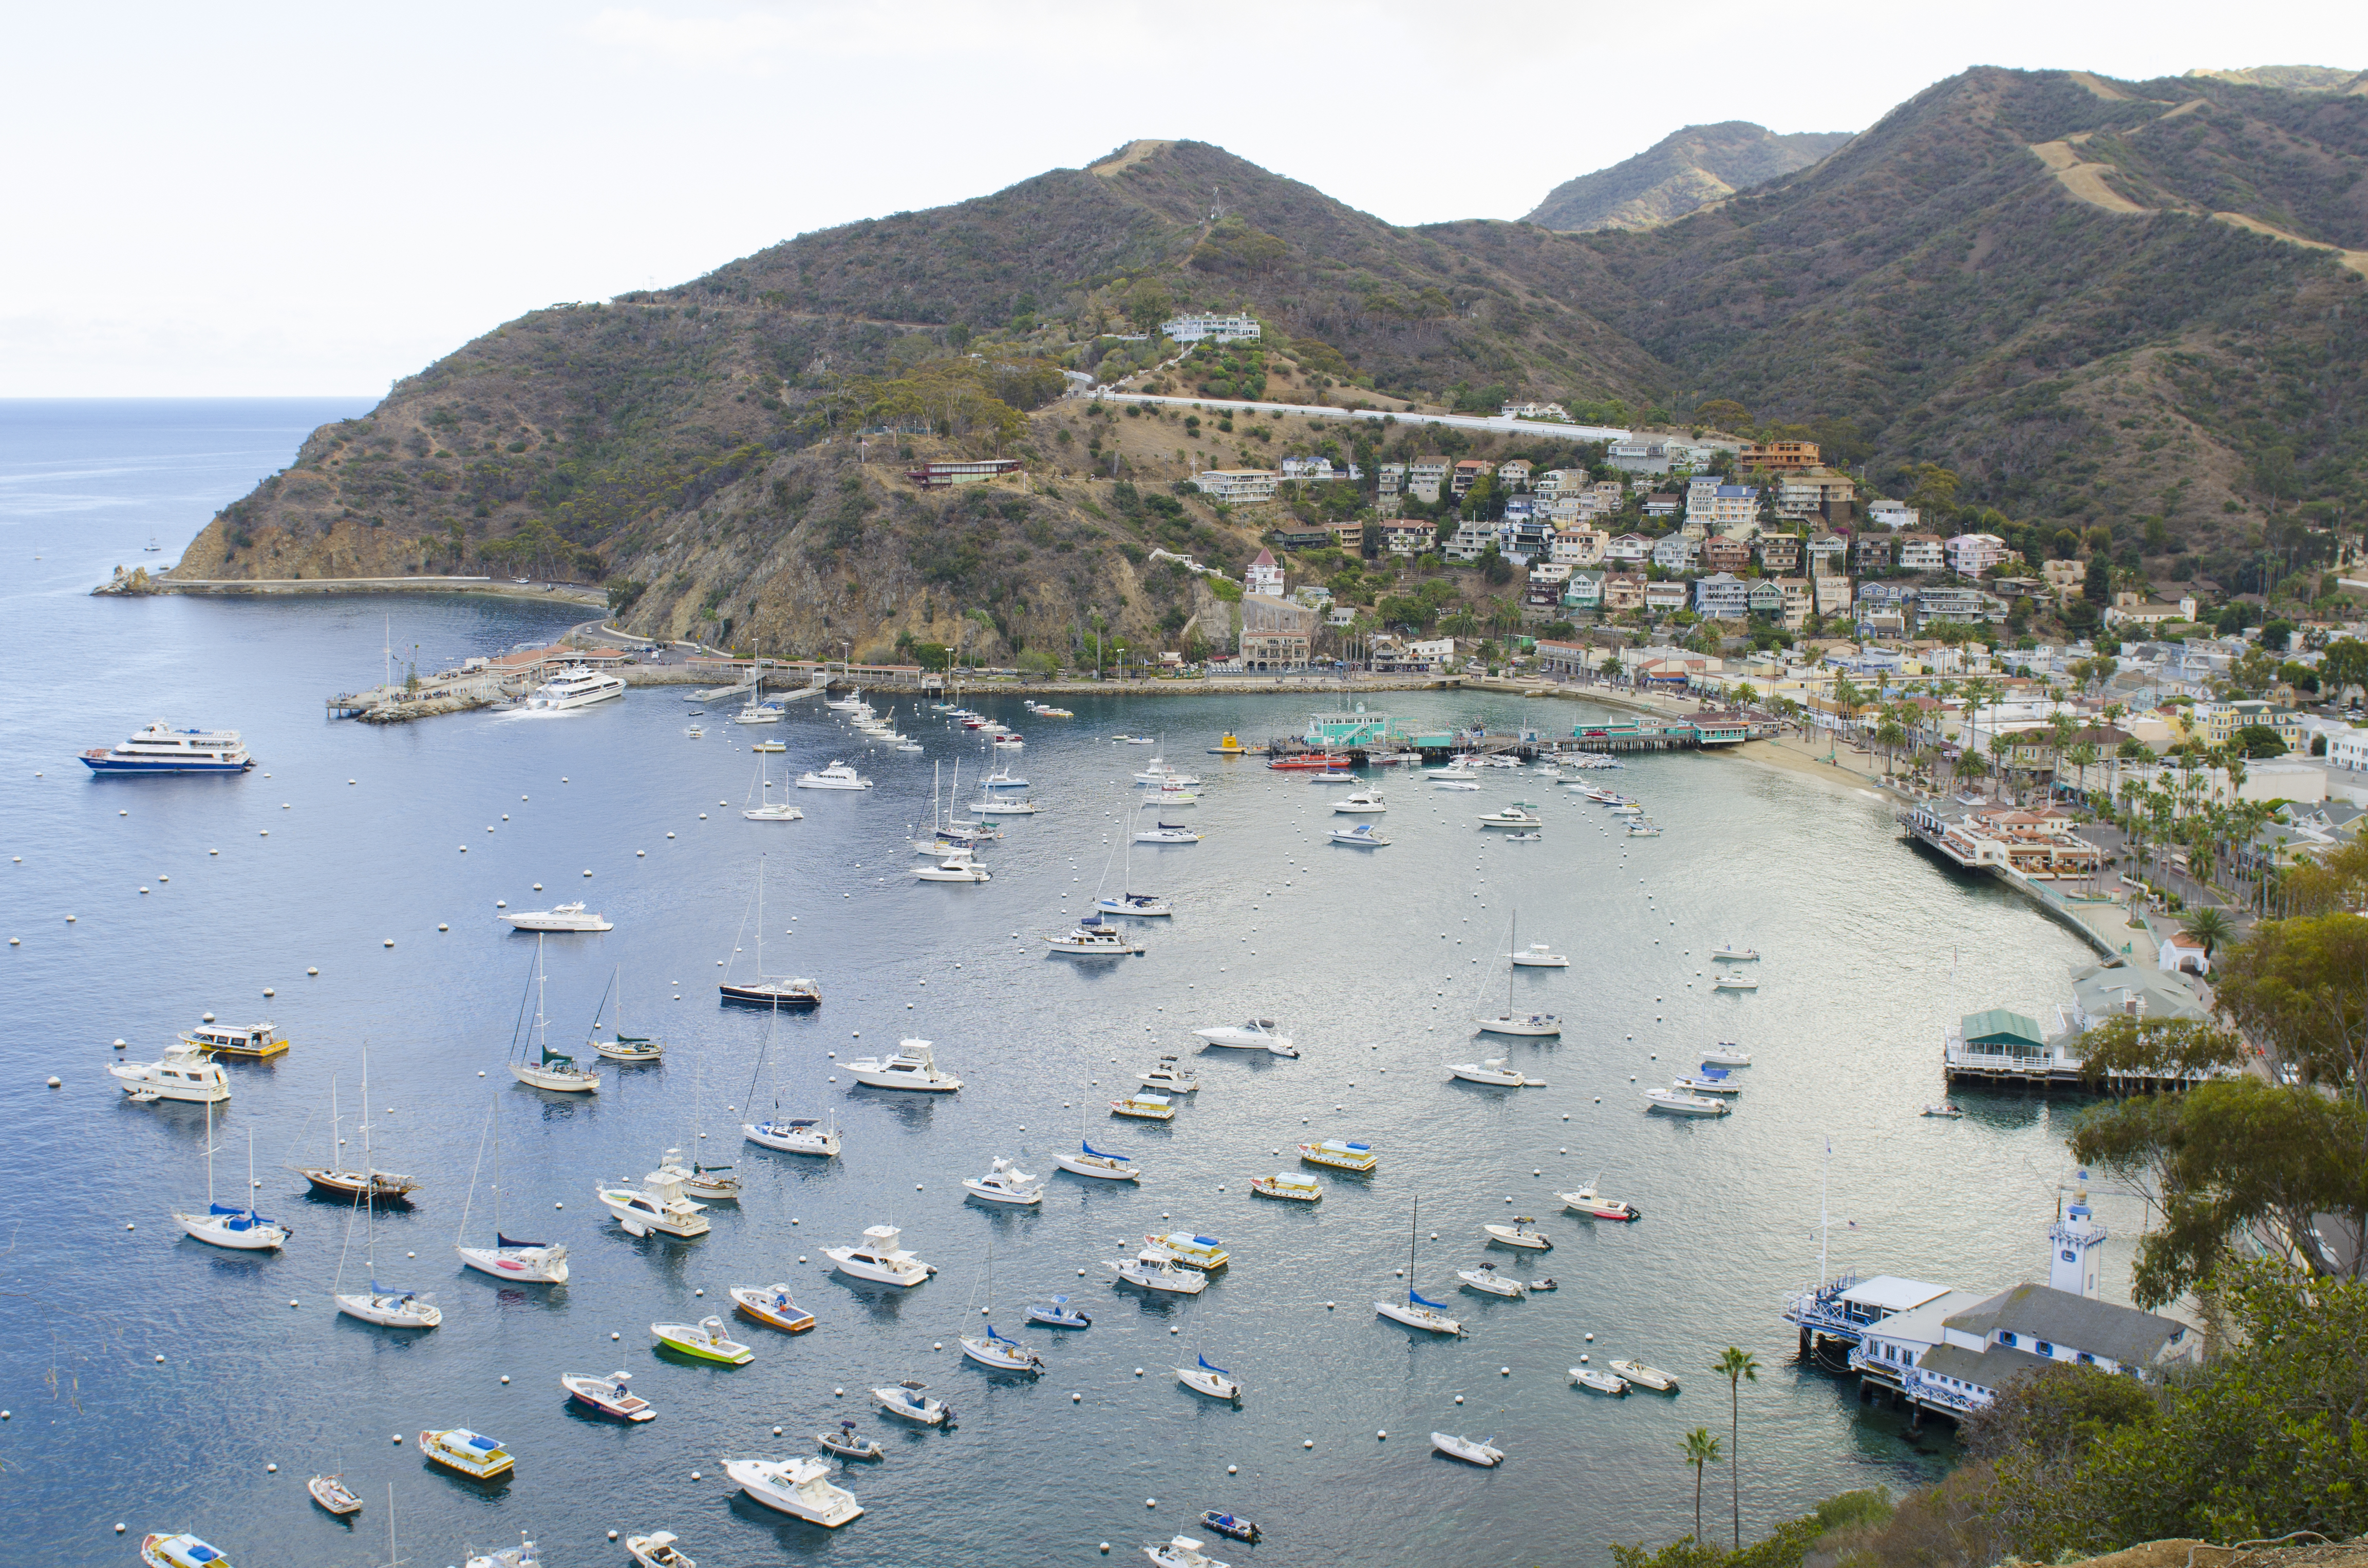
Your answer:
1,402 -> 2120,1567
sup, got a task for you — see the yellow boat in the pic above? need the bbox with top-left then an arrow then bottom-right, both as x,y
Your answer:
1208,733 -> 1249,755
418,1426 -> 514,1480
730,1283 -> 817,1333
179,1019 -> 289,1059
1298,1139 -> 1378,1173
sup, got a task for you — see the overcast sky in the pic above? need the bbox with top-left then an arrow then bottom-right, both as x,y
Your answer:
3,1 -> 2356,396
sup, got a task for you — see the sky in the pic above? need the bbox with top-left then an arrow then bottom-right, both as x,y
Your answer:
2,1 -> 2358,396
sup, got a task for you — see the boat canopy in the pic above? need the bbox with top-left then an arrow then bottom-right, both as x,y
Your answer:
496,1233 -> 548,1249
1082,1142 -> 1127,1160
1411,1290 -> 1453,1310
1198,1354 -> 1231,1375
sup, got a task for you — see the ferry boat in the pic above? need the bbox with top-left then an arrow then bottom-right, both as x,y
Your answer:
1249,1172 -> 1321,1201
1298,1139 -> 1377,1173
178,1019 -> 289,1059
419,1427 -> 515,1480
83,722 -> 254,774
525,668 -> 626,711
1110,1092 -> 1175,1120
1143,1232 -> 1228,1269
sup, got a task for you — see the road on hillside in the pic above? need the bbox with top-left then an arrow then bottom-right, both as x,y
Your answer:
1086,391 -> 1637,445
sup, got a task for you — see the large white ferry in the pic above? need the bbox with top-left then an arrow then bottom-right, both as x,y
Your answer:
525,667 -> 627,711
81,722 -> 254,774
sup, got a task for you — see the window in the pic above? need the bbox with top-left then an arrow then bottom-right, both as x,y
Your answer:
1999,1332 -> 2017,1347
2036,1341 -> 2054,1357
2076,1352 -> 2094,1365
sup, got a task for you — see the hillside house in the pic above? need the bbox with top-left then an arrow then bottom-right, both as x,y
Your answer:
1807,534 -> 1850,577
1702,536 -> 1754,574
908,458 -> 1025,490
1162,312 -> 1261,343
1191,469 -> 1280,504
1445,521 -> 1493,562
1380,520 -> 1434,556
1741,440 -> 1821,470
1814,575 -> 1854,616
1551,527 -> 1608,566
1603,573 -> 1647,612
1535,468 -> 1582,498
1245,548 -> 1284,599
1562,571 -> 1605,611
1695,572 -> 1752,619
1605,533 -> 1651,564
1897,534 -> 1945,572
1948,533 -> 2012,577
1644,581 -> 1689,613
1757,535 -> 1802,574
1867,499 -> 1919,530
1501,401 -> 1571,422
1651,534 -> 1699,571
1855,535 -> 1892,572
1692,485 -> 1761,531
1239,593 -> 1317,671
1279,456 -> 1357,482
1451,458 -> 1491,497
1495,459 -> 1533,489
1376,463 -> 1406,497
1407,458 -> 1450,503
1776,470 -> 1858,522
1747,580 -> 1787,618
1643,492 -> 1682,518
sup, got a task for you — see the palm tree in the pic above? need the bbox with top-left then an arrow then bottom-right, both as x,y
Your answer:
1714,1346 -> 1760,1548
2183,906 -> 2233,957
1682,1427 -> 1723,1543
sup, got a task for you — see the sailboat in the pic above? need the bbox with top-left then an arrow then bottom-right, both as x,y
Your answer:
589,968 -> 664,1064
1475,911 -> 1561,1037
1374,1195 -> 1464,1334
174,1100 -> 291,1250
334,1048 -> 441,1328
743,749 -> 803,822
290,1070 -> 420,1203
1096,810 -> 1174,917
719,855 -> 821,1007
455,1100 -> 568,1284
1176,1354 -> 1241,1402
660,1025 -> 738,1199
508,936 -> 600,1091
960,1238 -> 1044,1373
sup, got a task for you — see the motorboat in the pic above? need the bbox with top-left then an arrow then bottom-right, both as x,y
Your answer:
1530,1276 -> 1558,1291
142,1536 -> 240,1568
1143,1232 -> 1228,1270
1509,942 -> 1569,968
307,1473 -> 363,1516
1457,1262 -> 1526,1298
1298,1139 -> 1377,1173
980,765 -> 1029,789
724,1457 -> 862,1527
1626,821 -> 1663,837
625,1532 -> 696,1567
1482,1216 -> 1552,1250
683,726 -> 704,740
1335,790 -> 1387,817
1054,1140 -> 1140,1182
991,733 -> 1026,749
750,739 -> 785,752
1134,759 -> 1201,786
1671,1070 -> 1743,1095
419,1427 -> 514,1480
1199,1512 -> 1261,1544
1476,805 -> 1543,828
561,1370 -> 655,1421
1034,705 -> 1075,718
1048,918 -> 1147,957
1475,1011 -> 1561,1037
1311,769 -> 1356,783
1144,1535 -> 1230,1568
1142,1055 -> 1199,1093
174,1106 -> 289,1251
1027,1294 -> 1093,1328
1431,1432 -> 1505,1466
1135,821 -> 1202,843
1712,943 -> 1760,962
873,1380 -> 955,1426
1098,890 -> 1174,917
111,1042 -> 230,1104
1922,1102 -> 1967,1119
1558,1185 -> 1643,1222
1111,1092 -> 1174,1121
525,668 -> 627,711
960,1324 -> 1043,1373
1266,751 -> 1345,771
816,1421 -> 884,1460
1446,1057 -> 1538,1088
962,1157 -> 1045,1205
1644,1088 -> 1731,1117
971,797 -> 1039,815
1145,784 -> 1199,806
1327,823 -> 1390,847
825,1223 -> 933,1286
744,1116 -> 839,1156
1176,1354 -> 1241,1402
597,1167 -> 710,1239
1432,776 -> 1481,790
508,940 -> 600,1092
825,689 -> 865,712
1608,803 -> 1644,817
1249,1173 -> 1322,1202
731,700 -> 785,726
336,1279 -> 440,1330
1572,1367 -> 1631,1396
1501,830 -> 1543,841
83,721 -> 255,774
845,1039 -> 962,1091
1712,972 -> 1760,991
1701,1044 -> 1753,1066
177,1019 -> 288,1060
650,1316 -> 753,1365
1609,1358 -> 1679,1391
1110,1250 -> 1208,1295
729,1283 -> 817,1333
795,761 -> 873,790
914,853 -> 992,882
1119,733 -> 1158,745
1193,1018 -> 1294,1055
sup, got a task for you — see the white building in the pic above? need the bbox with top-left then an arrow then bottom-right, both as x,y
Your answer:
1867,499 -> 1919,530
1444,520 -> 1495,562
1162,312 -> 1261,344
1244,547 -> 1284,599
1190,469 -> 1279,503
2326,726 -> 2368,772
1551,527 -> 1608,566
1947,533 -> 2012,578
1279,456 -> 1359,482
1897,534 -> 1945,572
1500,401 -> 1571,422
1650,534 -> 1698,572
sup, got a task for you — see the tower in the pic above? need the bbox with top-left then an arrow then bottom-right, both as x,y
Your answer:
2048,1191 -> 2108,1298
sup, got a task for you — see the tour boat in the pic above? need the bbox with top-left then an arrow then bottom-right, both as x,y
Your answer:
178,1019 -> 288,1060
1206,733 -> 1248,754
111,1042 -> 230,1104
1700,1044 -> 1753,1066
1098,890 -> 1174,917
873,1380 -> 955,1425
561,1370 -> 655,1421
508,940 -> 601,1093
1712,943 -> 1760,962
1376,1198 -> 1463,1334
845,1039 -> 962,1091
1193,1018 -> 1295,1055
1298,1139 -> 1377,1173
503,901 -> 613,933
1027,1294 -> 1093,1328
1331,788 -> 1386,814
1446,1056 -> 1538,1087
525,668 -> 627,711
1457,1262 -> 1526,1298
1571,1367 -> 1631,1396
1249,1172 -> 1321,1202
1609,1358 -> 1679,1391
1144,1535 -> 1231,1568
1056,1141 -> 1140,1182
1558,1185 -> 1643,1221
175,1104 -> 289,1251
1142,1055 -> 1199,1093
597,1166 -> 709,1240
1135,821 -> 1202,843
1266,752 -> 1344,771
825,1223 -> 933,1286
744,1116 -> 839,1156
1143,1232 -> 1228,1270
795,761 -> 873,790
1476,805 -> 1543,829
1109,1249 -> 1208,1295
725,1457 -> 862,1527
1431,1432 -> 1505,1466
83,721 -> 254,774
1108,1086 -> 1176,1120
306,1474 -> 362,1516
915,852 -> 992,882
1643,1088 -> 1731,1117
1199,1512 -> 1262,1544
142,1536 -> 239,1567
1048,918 -> 1147,956
1712,972 -> 1759,991
750,739 -> 785,752
1176,1354 -> 1241,1402
816,1422 -> 884,1460
1509,942 -> 1569,968
962,1157 -> 1045,1205
456,1101 -> 569,1285
419,1427 -> 514,1480
1328,823 -> 1390,847
626,1532 -> 695,1566
650,1315 -> 753,1365
729,1282 -> 817,1333
1922,1102 -> 1967,1119
1483,1216 -> 1552,1251
683,726 -> 703,739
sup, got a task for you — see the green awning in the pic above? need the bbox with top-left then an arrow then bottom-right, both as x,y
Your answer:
1962,1008 -> 2045,1049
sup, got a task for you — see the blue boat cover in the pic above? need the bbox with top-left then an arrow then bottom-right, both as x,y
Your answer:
1081,1142 -> 1126,1160
1698,1065 -> 1730,1079
1198,1354 -> 1231,1375
465,1433 -> 501,1450
1411,1290 -> 1453,1311
496,1233 -> 547,1249
1344,1142 -> 1371,1151
1192,1236 -> 1220,1246
369,1280 -> 416,1299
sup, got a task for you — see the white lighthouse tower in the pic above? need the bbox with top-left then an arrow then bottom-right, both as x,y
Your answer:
2048,1189 -> 2109,1298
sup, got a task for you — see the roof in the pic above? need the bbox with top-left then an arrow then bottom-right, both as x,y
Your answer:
1248,549 -> 1277,568
2068,961 -> 2208,1023
1962,1008 -> 2046,1048
1918,1339 -> 2055,1390
1858,1288 -> 1979,1346
1838,1276 -> 1954,1314
1943,1282 -> 2192,1365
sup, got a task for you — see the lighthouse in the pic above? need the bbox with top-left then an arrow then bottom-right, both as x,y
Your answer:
2048,1191 -> 2108,1298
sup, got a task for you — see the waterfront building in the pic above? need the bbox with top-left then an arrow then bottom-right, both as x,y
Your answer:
1238,593 -> 1317,671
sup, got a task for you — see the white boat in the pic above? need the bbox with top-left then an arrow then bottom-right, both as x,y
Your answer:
729,1283 -> 817,1333
651,1315 -> 753,1364
1375,1198 -> 1463,1334
1332,789 -> 1387,814
1144,1535 -> 1230,1568
796,761 -> 873,790
333,1051 -> 440,1328
1712,973 -> 1759,991
744,1116 -> 839,1156
110,1042 -> 230,1104
1712,943 -> 1760,961
1311,770 -> 1356,783
914,852 -> 992,882
561,1370 -> 655,1421
1431,1431 -> 1504,1466
1509,942 -> 1569,968
824,689 -> 864,712
1027,1294 -> 1093,1328
587,968 -> 664,1063
1558,1185 -> 1644,1222
1432,776 -> 1481,790
719,858 -> 821,1006
1424,760 -> 1482,780
1193,1018 -> 1295,1056
1145,784 -> 1199,806
971,797 -> 1039,815
1671,1072 -> 1743,1096
419,1427 -> 514,1480
991,733 -> 1025,749
961,1323 -> 1043,1373
524,667 -> 627,711
962,1157 -> 1044,1206
732,700 -> 784,726
1501,830 -> 1544,841
1143,1232 -> 1228,1269
873,1379 -> 955,1425
1476,912 -> 1560,1036
508,938 -> 601,1092
1133,758 -> 1200,786
1701,1045 -> 1753,1066
1136,821 -> 1202,843
1571,1367 -> 1631,1396
82,721 -> 255,774
597,1165 -> 710,1240
1483,1216 -> 1552,1251
174,1103 -> 290,1251
1109,1249 -> 1208,1295
1176,1354 -> 1241,1401
1609,1358 -> 1679,1391
750,739 -> 785,752
1116,732 -> 1155,743
1249,1172 -> 1322,1202
1111,1092 -> 1175,1121
1457,1262 -> 1526,1298
455,1099 -> 569,1284
1446,1056 -> 1538,1088
816,1422 -> 884,1460
306,1473 -> 362,1516
1055,1140 -> 1140,1182
1922,1102 -> 1967,1119
503,901 -> 614,933
1142,1055 -> 1199,1093
1047,918 -> 1146,957
743,750 -> 804,821
682,725 -> 703,739
846,1038 -> 962,1091
725,1458 -> 862,1527
1299,1139 -> 1377,1172
1476,805 -> 1543,828
1328,823 -> 1390,847
625,1532 -> 693,1566
980,764 -> 1029,789
825,1223 -> 933,1286
1643,1088 -> 1731,1118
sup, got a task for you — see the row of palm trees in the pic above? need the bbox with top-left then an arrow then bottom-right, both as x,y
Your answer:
1675,1348 -> 1762,1548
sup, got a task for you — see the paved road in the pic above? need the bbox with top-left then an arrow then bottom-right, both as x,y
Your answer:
1088,392 -> 1636,445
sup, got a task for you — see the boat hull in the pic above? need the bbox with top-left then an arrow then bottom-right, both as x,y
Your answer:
726,1460 -> 863,1527
84,755 -> 253,773
720,983 -> 821,1006
510,1064 -> 599,1093
335,1292 -> 441,1328
1375,1301 -> 1463,1334
1475,1016 -> 1561,1037
457,1245 -> 568,1284
1054,1155 -> 1138,1182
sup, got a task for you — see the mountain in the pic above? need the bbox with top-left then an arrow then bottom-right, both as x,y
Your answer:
176,66 -> 2368,657
1524,122 -> 1857,232
2186,65 -> 2368,95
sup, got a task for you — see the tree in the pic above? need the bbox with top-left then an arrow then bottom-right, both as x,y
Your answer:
1692,399 -> 1751,433
2083,555 -> 2111,607
2321,637 -> 2368,704
2231,723 -> 2288,758
1682,1428 -> 1722,1543
1124,279 -> 1172,334
1714,1347 -> 1760,1548
2181,907 -> 2232,956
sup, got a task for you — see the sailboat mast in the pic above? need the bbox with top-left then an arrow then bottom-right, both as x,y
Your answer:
534,935 -> 549,1061
203,1097 -> 215,1205
1818,1137 -> 1831,1288
755,855 -> 766,981
360,1048 -> 375,1273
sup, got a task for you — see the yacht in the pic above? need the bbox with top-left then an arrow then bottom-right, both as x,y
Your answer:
1457,1262 -> 1526,1298
419,1427 -> 514,1481
991,732 -> 1025,749
1476,1011 -> 1561,1037
1298,1139 -> 1377,1173
1249,1172 -> 1322,1201
1476,804 -> 1543,829
1192,1018 -> 1295,1055
333,1057 -> 439,1328
914,852 -> 992,882
1176,1355 -> 1241,1401
596,1166 -> 710,1239
1133,759 -> 1201,787
561,1370 -> 654,1421
725,1458 -> 862,1528
1482,1216 -> 1552,1250
1558,1185 -> 1644,1221
525,668 -> 627,711
744,1116 -> 839,1156
1377,1289 -> 1464,1334
1672,1070 -> 1743,1095
1135,821 -> 1202,844
1432,775 -> 1481,791
82,721 -> 254,774
1431,1432 -> 1506,1466
732,699 -> 784,725
825,1223 -> 933,1286
1712,943 -> 1760,962
141,1537 -> 239,1568
1327,823 -> 1389,847
1098,890 -> 1174,917
1922,1102 -> 1967,1118
1331,789 -> 1386,814
743,753 -> 803,821
111,1042 -> 230,1104
962,1157 -> 1045,1206
1145,783 -> 1199,806
980,764 -> 1029,789
1047,918 -> 1145,956
1110,1092 -> 1174,1120
845,1039 -> 961,1091
1109,1249 -> 1208,1295
508,940 -> 601,1093
627,1533 -> 696,1567
1054,1140 -> 1140,1182
1626,821 -> 1663,837
873,1380 -> 955,1425
503,901 -> 613,933
1142,1055 -> 1198,1093
796,761 -> 874,790
1643,1087 -> 1732,1118
1446,1057 -> 1536,1088
1701,1044 -> 1753,1066
1509,942 -> 1569,968
729,1283 -> 817,1333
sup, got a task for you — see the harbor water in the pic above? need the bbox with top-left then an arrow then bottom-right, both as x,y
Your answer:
2,401 -> 2125,1567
